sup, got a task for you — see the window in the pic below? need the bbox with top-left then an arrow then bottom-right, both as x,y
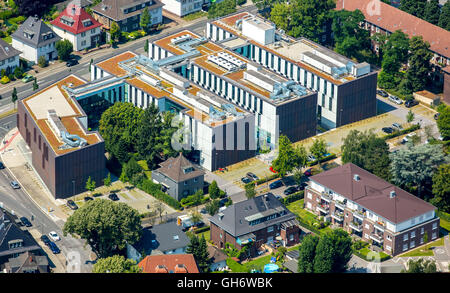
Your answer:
421,227 -> 424,234
432,222 -> 438,230
364,233 -> 369,239
289,234 -> 294,241
410,240 -> 415,248
411,218 -> 415,225
432,232 -> 437,239
81,40 -> 86,46
403,243 -> 408,251
81,32 -> 86,37
91,28 -> 96,34
386,245 -> 391,251
411,231 -> 416,238
184,181 -> 188,185
365,223 -> 370,230
386,234 -> 392,241
267,226 -> 274,233
403,234 -> 408,241
194,178 -> 198,182
307,192 -> 312,199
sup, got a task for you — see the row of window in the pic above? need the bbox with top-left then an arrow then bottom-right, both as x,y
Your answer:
0,56 -> 17,66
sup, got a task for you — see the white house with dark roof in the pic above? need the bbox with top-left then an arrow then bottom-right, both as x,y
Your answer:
0,39 -> 21,75
12,16 -> 61,64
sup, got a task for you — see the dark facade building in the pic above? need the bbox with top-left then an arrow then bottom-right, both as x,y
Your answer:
151,153 -> 205,201
209,193 -> 301,258
2,251 -> 49,273
17,75 -> 105,199
92,0 -> 163,33
304,163 -> 440,256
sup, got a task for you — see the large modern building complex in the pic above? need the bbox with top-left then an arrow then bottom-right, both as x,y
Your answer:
206,12 -> 378,130
304,163 -> 440,256
17,75 -> 105,198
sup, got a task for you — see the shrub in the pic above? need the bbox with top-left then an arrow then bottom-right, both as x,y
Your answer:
0,75 -> 10,84
38,55 -> 48,68
383,124 -> 421,140
138,179 -> 181,209
307,153 -> 337,167
283,190 -> 304,205
193,226 -> 210,234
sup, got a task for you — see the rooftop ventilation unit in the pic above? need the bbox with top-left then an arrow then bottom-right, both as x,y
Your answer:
207,55 -> 237,72
171,34 -> 192,45
390,191 -> 396,199
353,174 -> 360,181
217,52 -> 246,69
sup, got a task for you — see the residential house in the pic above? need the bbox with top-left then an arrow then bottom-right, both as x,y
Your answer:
304,163 -> 440,256
0,39 -> 21,76
50,0 -> 102,51
138,254 -> 199,273
12,16 -> 61,64
0,209 -> 41,266
209,193 -> 301,258
207,245 -> 227,271
151,152 -> 205,201
2,251 -> 49,273
283,249 -> 299,273
92,0 -> 163,33
161,0 -> 212,17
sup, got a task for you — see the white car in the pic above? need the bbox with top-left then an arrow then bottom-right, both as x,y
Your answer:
48,231 -> 60,242
389,95 -> 403,105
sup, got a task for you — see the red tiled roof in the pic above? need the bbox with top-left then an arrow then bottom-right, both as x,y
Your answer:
138,254 -> 199,273
309,163 -> 436,224
336,0 -> 450,59
51,2 -> 102,35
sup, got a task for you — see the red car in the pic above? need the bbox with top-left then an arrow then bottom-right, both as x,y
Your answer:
304,168 -> 313,177
269,166 -> 278,173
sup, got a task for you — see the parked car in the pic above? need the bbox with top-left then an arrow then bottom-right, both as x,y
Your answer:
297,182 -> 308,191
392,123 -> 403,131
382,127 -> 394,134
219,198 -> 229,207
246,172 -> 258,181
304,168 -> 313,177
0,161 -> 4,169
66,59 -> 78,67
66,200 -> 78,210
405,99 -> 419,108
40,235 -> 51,245
19,216 -> 32,227
108,193 -> 119,201
377,89 -> 388,97
275,195 -> 282,201
48,231 -> 60,242
434,113 -> 440,120
21,74 -> 34,83
389,95 -> 403,105
307,154 -> 316,162
10,181 -> 20,189
84,196 -> 93,202
269,180 -> 283,189
401,133 -> 417,144
241,177 -> 252,184
283,186 -> 298,195
48,241 -> 60,254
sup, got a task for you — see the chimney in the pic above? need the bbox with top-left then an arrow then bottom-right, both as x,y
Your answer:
390,191 -> 396,199
218,212 -> 224,220
353,174 -> 360,181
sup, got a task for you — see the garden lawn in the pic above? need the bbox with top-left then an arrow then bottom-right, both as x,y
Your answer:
400,237 -> 445,257
227,255 -> 283,272
137,160 -> 152,179
286,199 -> 333,235
197,230 -> 210,241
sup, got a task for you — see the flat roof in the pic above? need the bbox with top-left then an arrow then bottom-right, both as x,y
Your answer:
22,75 -> 102,156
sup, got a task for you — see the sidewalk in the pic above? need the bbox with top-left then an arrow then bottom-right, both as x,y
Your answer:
0,127 -> 68,222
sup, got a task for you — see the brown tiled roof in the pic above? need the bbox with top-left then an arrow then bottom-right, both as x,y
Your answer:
207,245 -> 227,264
138,254 -> 199,273
155,152 -> 204,183
309,163 -> 436,224
92,0 -> 164,22
336,0 -> 450,59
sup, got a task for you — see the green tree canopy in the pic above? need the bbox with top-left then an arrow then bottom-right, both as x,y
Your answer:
309,138 -> 328,170
439,1 -> 450,30
400,0 -> 427,17
92,255 -> 142,273
430,164 -> 450,213
245,182 -> 256,199
208,180 -> 220,199
11,87 -> 18,108
186,234 -> 210,272
63,199 -> 142,258
313,229 -> 353,273
208,0 -> 236,19
424,0 -> 441,25
437,106 -> 450,140
55,39 -> 73,61
140,7 -> 150,32
297,234 -> 319,273
402,258 -> 437,273
405,36 -> 433,93
205,199 -> 220,216
272,135 -> 307,176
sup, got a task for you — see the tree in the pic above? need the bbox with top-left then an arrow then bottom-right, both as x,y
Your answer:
245,182 -> 256,199
439,1 -> 450,30
207,0 -> 236,19
437,106 -> 450,140
297,234 -> 319,273
253,0 -> 279,14
110,21 -> 120,44
384,30 -> 410,67
424,0 -> 441,25
205,199 -> 220,216
190,211 -> 202,226
272,135 -> 307,176
270,3 -> 292,32
85,176 -> 96,194
154,201 -> 165,223
430,164 -> 450,213
13,66 -> 23,79
63,199 -> 142,258
406,110 -> 415,123
390,144 -> 448,198
309,138 -> 328,170
186,234 -> 210,273
144,39 -> 149,53
32,77 -> 38,91
313,229 -> 353,273
405,36 -> 433,93
15,0 -> 50,17
208,180 -> 220,199
140,7 -> 150,33
402,258 -> 437,273
400,0 -> 427,17
38,55 -> 48,68
104,172 -> 112,189
122,157 -> 142,184
93,255 -> 142,273
11,87 -> 17,109
55,39 -> 73,61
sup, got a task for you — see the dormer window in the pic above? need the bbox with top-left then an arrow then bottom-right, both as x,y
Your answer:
61,16 -> 74,27
183,167 -> 194,174
8,239 -> 23,249
82,20 -> 93,27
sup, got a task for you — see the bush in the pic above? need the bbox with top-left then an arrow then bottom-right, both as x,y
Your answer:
383,124 -> 421,140
307,153 -> 337,167
282,190 -> 304,205
38,55 -> 48,68
138,179 -> 181,209
245,173 -> 281,188
193,226 -> 210,234
13,66 -> 22,79
0,75 -> 10,84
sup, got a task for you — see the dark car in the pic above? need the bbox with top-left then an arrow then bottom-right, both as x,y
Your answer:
246,172 -> 259,181
304,168 -> 313,177
66,200 -> 78,210
241,177 -> 252,184
283,186 -> 298,195
434,113 -> 440,120
84,196 -> 93,202
219,198 -> 229,207
0,161 -> 4,169
377,89 -> 388,97
405,99 -> 419,108
48,242 -> 60,254
269,180 -> 283,189
275,195 -> 282,201
40,235 -> 51,245
108,193 -> 119,201
297,182 -> 308,191
66,59 -> 78,67
20,216 -> 32,227
382,127 -> 394,134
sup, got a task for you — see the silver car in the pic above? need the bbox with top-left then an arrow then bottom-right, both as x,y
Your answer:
10,181 -> 20,189
389,95 -> 403,105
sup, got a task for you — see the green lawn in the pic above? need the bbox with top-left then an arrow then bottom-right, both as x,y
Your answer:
227,255 -> 283,272
197,230 -> 210,241
400,237 -> 445,257
137,160 -> 152,179
439,211 -> 450,232
182,11 -> 207,21
286,199 -> 332,235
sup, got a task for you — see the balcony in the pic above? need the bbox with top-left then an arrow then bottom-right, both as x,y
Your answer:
349,221 -> 362,232
331,211 -> 344,222
369,233 -> 384,244
317,204 -> 329,214
320,192 -> 332,202
353,210 -> 365,220
335,200 -> 346,211
374,221 -> 385,232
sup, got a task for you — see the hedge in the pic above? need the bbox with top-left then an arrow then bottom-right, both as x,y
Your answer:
138,179 -> 182,209
382,124 -> 420,140
244,173 -> 281,188
307,153 -> 337,167
353,249 -> 391,262
282,190 -> 304,205
437,210 -> 450,223
193,226 -> 210,234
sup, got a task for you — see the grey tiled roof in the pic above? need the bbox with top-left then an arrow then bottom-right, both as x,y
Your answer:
133,221 -> 189,254
92,0 -> 164,22
0,39 -> 21,62
12,16 -> 61,48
